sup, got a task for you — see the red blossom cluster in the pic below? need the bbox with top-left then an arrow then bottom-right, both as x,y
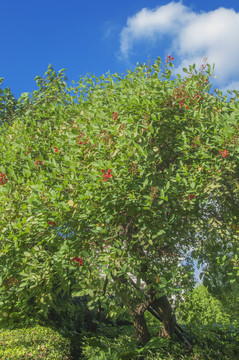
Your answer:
166,54 -> 174,63
219,150 -> 228,158
100,130 -> 113,144
35,158 -> 44,166
113,112 -> 118,120
0,172 -> 6,185
54,147 -> 58,153
199,57 -> 208,73
167,77 -> 206,110
48,220 -> 57,227
118,123 -> 127,136
165,58 -> 208,110
72,256 -> 83,266
40,191 -> 47,201
100,169 -> 113,182
141,113 -> 150,132
77,132 -> 86,145
77,131 -> 97,152
3,277 -> 18,286
129,162 -> 139,175
182,194 -> 196,201
26,146 -> 33,155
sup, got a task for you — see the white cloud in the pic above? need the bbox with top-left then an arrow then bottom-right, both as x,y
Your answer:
102,21 -> 118,40
119,1 -> 239,90
120,2 -> 192,56
221,81 -> 239,94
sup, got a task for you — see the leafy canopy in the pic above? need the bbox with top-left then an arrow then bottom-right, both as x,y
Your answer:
0,58 -> 238,325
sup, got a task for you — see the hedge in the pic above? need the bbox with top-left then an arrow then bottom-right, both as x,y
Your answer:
0,325 -> 71,360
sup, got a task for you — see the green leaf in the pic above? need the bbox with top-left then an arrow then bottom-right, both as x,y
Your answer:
60,244 -> 70,252
23,252 -> 31,257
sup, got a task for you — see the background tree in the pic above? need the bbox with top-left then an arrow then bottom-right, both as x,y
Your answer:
176,283 -> 232,326
0,58 -> 238,344
201,252 -> 239,322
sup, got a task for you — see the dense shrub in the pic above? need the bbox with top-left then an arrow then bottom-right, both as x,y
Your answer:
79,322 -> 239,359
0,325 -> 71,360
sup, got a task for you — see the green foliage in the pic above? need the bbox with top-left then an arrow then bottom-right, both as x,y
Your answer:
78,307 -> 239,359
0,78 -> 17,125
202,254 -> 239,322
79,322 -> 239,359
46,295 -> 91,337
80,323 -> 161,360
0,325 -> 71,359
181,323 -> 239,360
176,284 -> 232,325
0,57 -> 238,339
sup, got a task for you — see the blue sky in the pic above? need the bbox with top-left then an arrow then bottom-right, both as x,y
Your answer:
1,0 -> 239,98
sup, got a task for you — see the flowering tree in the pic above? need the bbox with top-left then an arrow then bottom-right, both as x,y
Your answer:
0,58 -> 238,344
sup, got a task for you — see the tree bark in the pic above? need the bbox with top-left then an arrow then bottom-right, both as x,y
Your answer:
151,295 -> 176,338
130,309 -> 151,344
112,273 -> 152,345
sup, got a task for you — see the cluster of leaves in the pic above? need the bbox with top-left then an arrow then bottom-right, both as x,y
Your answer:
0,58 -> 238,340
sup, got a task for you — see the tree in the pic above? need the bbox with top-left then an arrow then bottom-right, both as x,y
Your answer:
176,284 -> 231,326
201,251 -> 239,322
0,58 -> 238,344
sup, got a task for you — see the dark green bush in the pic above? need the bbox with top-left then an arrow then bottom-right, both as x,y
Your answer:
0,325 -> 71,359
46,295 -> 90,336
181,323 -> 239,360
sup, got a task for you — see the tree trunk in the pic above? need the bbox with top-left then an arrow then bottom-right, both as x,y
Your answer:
130,309 -> 151,345
112,273 -> 152,345
151,295 -> 176,338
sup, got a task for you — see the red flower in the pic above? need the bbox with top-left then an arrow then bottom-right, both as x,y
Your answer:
72,256 -> 83,266
54,147 -> 58,153
0,172 -> 6,185
219,150 -> 228,157
166,54 -> 175,63
35,159 -> 40,165
189,194 -> 196,200
48,220 -> 57,226
113,112 -> 118,120
102,169 -> 113,181
3,277 -> 18,286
